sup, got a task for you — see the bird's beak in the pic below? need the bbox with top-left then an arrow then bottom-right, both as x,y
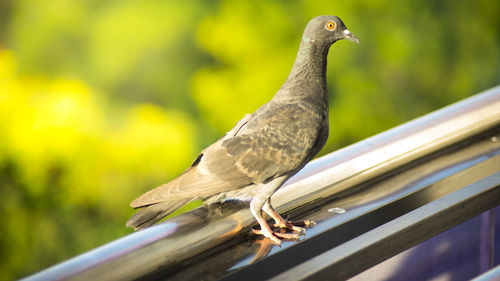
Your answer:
343,29 -> 360,44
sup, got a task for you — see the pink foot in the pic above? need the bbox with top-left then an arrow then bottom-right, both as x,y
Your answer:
252,227 -> 301,245
273,219 -> 316,233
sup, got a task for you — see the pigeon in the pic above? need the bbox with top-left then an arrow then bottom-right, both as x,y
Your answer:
126,15 -> 359,244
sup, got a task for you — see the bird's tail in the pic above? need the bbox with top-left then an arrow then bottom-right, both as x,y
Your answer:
126,200 -> 188,230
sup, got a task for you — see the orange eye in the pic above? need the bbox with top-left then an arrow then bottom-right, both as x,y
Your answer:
325,22 -> 336,30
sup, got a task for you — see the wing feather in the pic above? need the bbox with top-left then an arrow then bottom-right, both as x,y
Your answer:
129,103 -> 325,208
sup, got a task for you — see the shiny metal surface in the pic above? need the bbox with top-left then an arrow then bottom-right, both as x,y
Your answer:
270,172 -> 500,281
23,86 -> 500,281
174,126 -> 500,281
472,264 -> 500,281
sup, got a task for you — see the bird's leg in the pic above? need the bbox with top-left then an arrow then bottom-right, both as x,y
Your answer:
263,201 -> 304,233
250,198 -> 300,245
263,200 -> 315,232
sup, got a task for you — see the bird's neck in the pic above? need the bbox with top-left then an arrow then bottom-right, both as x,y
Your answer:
278,39 -> 331,99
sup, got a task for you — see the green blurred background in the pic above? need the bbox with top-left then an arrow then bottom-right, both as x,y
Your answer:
0,0 -> 499,279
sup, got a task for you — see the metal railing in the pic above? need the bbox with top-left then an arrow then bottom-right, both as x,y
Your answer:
23,85 -> 500,281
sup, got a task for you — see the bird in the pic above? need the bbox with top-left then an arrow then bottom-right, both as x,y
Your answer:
126,15 -> 359,245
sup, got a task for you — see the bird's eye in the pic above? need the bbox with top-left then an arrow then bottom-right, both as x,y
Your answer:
325,22 -> 336,31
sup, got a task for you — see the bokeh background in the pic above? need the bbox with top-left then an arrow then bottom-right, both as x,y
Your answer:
0,0 -> 499,279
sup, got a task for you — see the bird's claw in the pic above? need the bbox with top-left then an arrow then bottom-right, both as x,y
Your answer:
252,228 -> 301,246
273,222 -> 305,233
252,220 -> 315,245
272,219 -> 316,233
294,219 -> 317,228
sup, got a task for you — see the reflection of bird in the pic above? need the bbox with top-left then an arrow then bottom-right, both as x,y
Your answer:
126,15 -> 359,244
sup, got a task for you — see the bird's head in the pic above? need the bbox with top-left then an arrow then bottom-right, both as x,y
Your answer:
302,15 -> 359,45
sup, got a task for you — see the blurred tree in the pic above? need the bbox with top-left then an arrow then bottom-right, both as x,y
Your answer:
0,0 -> 499,279
4,0 -> 210,111
192,0 -> 500,149
0,49 -> 199,279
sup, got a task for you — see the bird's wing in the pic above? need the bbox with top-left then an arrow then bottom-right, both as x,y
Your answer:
130,114 -> 254,208
211,103 -> 325,184
130,103 -> 324,208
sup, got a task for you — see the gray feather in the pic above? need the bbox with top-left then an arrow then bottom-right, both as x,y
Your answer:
126,200 -> 188,230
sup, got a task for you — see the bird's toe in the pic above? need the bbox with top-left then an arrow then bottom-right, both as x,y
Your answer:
252,228 -> 282,245
272,231 -> 301,240
296,219 -> 316,228
273,219 -> 316,232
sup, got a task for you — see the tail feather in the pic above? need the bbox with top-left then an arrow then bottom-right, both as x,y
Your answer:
126,200 -> 188,230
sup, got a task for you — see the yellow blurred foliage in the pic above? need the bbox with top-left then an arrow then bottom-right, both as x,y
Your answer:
192,0 -> 297,131
0,48 -> 198,202
0,49 -> 199,278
